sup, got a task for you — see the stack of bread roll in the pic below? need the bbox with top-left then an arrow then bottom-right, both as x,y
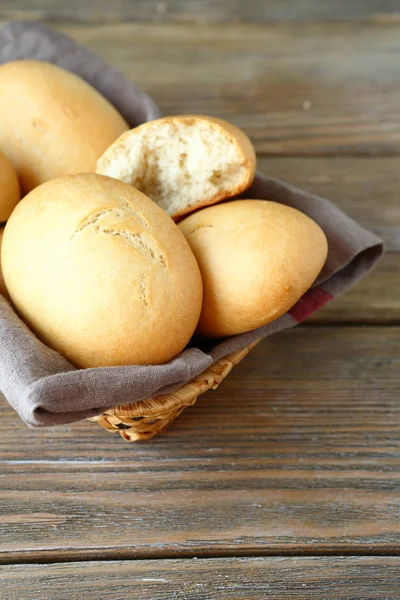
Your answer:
0,60 -> 328,370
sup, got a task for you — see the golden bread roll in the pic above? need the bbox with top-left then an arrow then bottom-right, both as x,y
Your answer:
0,151 -> 20,222
97,115 -> 256,219
179,200 -> 328,337
0,60 -> 128,194
0,228 -> 10,300
2,174 -> 203,368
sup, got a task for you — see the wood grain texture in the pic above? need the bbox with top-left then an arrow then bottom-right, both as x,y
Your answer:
36,20 -> 400,156
2,557 -> 400,599
0,8 -> 397,574
2,0 -> 400,23
0,327 -> 399,562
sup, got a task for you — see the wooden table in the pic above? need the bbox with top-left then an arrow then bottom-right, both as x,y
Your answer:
1,2 -> 400,598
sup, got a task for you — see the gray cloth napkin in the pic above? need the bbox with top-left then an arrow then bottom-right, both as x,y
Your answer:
0,21 -> 384,428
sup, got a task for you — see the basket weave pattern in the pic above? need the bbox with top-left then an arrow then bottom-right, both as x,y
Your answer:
89,342 -> 258,441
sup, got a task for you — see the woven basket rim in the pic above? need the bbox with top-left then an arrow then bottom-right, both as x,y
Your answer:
95,341 -> 259,419
89,341 -> 259,441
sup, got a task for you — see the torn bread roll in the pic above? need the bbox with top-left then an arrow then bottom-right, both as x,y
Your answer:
0,150 -> 20,222
0,60 -> 128,194
2,174 -> 203,368
179,200 -> 328,337
97,115 -> 256,219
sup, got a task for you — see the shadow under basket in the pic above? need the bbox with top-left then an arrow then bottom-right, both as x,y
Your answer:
89,342 -> 258,442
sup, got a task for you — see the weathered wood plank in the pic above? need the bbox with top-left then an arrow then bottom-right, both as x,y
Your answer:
0,327 -> 399,562
2,1 -> 400,24
35,21 -> 400,156
2,557 -> 400,599
1,21 -> 399,157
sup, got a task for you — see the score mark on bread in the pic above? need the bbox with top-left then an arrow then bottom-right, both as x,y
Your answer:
71,199 -> 167,268
187,223 -> 218,235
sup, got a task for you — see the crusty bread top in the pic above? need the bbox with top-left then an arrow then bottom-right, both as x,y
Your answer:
0,150 -> 20,223
2,174 -> 203,368
97,115 -> 256,219
179,200 -> 328,337
0,60 -> 129,194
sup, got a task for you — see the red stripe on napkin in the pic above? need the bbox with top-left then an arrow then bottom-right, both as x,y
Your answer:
289,288 -> 334,323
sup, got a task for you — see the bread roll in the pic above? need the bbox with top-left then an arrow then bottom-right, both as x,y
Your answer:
0,151 -> 20,222
179,200 -> 328,337
0,228 -> 10,300
2,174 -> 203,368
0,60 -> 128,194
97,115 -> 256,219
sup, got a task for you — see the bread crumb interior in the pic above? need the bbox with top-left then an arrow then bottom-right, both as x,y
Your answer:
101,120 -> 247,216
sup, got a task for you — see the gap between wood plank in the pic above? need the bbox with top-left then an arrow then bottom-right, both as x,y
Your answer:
256,152 -> 400,158
2,546 -> 400,566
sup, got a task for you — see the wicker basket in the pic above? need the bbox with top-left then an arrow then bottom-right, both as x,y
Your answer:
89,341 -> 258,441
